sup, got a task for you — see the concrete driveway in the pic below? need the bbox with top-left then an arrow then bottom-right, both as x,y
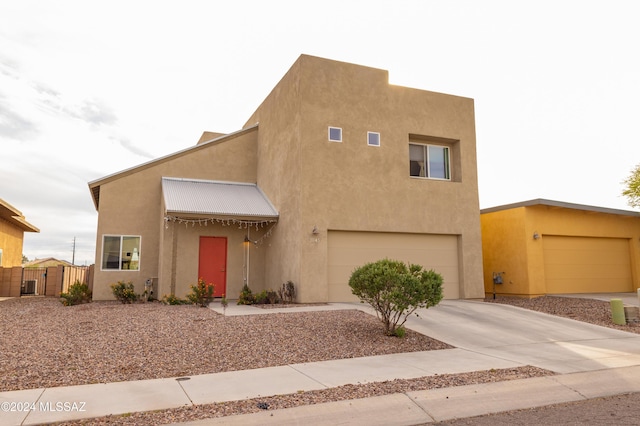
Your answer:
401,299 -> 640,374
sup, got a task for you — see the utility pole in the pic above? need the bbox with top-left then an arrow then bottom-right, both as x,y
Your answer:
72,237 -> 76,265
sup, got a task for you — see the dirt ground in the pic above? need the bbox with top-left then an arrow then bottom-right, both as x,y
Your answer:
435,392 -> 640,425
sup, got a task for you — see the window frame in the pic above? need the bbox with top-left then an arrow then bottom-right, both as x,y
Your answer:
367,131 -> 380,147
328,126 -> 342,142
101,235 -> 141,271
409,143 -> 451,180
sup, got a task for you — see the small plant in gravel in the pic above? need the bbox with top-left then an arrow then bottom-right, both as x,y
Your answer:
160,294 -> 189,305
349,258 -> 443,336
278,280 -> 296,304
59,280 -> 92,306
110,281 -> 139,304
254,289 -> 280,305
221,294 -> 229,315
393,326 -> 407,338
186,278 -> 215,307
237,284 -> 255,305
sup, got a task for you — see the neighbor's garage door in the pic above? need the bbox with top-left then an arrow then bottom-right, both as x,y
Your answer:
327,231 -> 460,302
543,236 -> 632,294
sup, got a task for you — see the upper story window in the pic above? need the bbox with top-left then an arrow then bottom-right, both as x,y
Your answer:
367,132 -> 380,147
409,143 -> 450,180
101,235 -> 141,271
328,126 -> 342,142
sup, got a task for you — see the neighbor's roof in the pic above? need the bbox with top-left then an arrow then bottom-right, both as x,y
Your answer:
162,177 -> 278,221
481,198 -> 640,217
0,198 -> 39,232
23,258 -> 72,267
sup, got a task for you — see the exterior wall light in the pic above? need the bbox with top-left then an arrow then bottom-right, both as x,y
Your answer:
311,225 -> 320,243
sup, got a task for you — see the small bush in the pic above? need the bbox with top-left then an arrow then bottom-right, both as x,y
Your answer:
393,326 -> 407,338
349,258 -> 443,336
60,280 -> 92,306
237,284 -> 255,305
254,289 -> 280,305
186,278 -> 215,307
161,294 -> 189,305
110,281 -> 139,304
267,289 -> 279,304
278,281 -> 296,304
220,293 -> 229,314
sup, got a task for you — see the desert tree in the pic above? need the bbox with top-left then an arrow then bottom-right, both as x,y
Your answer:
622,163 -> 640,208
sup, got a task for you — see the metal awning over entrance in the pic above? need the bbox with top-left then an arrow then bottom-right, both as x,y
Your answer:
161,177 -> 279,225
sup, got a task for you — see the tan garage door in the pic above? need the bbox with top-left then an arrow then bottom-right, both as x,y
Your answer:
327,231 -> 460,302
543,236 -> 632,294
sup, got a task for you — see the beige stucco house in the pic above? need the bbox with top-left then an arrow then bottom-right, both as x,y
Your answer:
88,55 -> 484,302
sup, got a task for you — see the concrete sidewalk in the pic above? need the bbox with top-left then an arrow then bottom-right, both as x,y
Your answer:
3,298 -> 640,425
174,366 -> 640,426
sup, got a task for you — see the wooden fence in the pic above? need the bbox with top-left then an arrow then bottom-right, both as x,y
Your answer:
0,265 -> 94,298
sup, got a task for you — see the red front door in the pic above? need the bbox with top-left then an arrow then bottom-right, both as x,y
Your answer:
198,237 -> 227,297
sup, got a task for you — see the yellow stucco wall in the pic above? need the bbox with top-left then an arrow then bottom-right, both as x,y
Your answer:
0,218 -> 24,267
481,203 -> 640,297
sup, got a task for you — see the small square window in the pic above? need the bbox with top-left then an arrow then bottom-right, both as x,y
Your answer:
328,127 -> 342,142
367,132 -> 380,147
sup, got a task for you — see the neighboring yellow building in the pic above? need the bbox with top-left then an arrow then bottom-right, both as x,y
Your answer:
481,199 -> 640,297
88,55 -> 484,302
0,198 -> 39,268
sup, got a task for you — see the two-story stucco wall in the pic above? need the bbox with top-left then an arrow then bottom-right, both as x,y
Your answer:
244,58 -> 304,298
246,55 -> 484,302
481,201 -> 640,297
91,129 -> 261,300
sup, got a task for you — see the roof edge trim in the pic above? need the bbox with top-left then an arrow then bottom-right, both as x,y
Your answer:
481,198 -> 640,217
88,124 -> 259,211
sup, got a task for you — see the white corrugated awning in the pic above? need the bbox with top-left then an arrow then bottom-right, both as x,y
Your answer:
162,177 -> 278,221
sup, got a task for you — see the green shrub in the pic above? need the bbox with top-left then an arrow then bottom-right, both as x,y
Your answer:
393,326 -> 406,338
186,278 -> 215,307
110,281 -> 139,304
254,290 -> 266,304
254,289 -> 280,305
60,280 -> 92,306
237,284 -> 255,305
220,293 -> 229,314
348,258 -> 443,336
161,294 -> 189,305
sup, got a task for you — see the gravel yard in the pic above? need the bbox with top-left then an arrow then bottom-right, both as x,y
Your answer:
1,295 -> 634,425
0,297 -> 450,393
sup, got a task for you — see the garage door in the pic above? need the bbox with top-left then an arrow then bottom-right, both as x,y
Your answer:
327,231 -> 460,302
543,236 -> 632,294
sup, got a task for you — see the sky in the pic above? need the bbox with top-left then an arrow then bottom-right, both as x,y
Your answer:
1,1 -> 639,265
